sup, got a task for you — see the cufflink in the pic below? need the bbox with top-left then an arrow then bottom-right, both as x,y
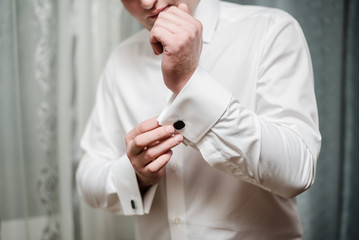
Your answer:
173,120 -> 185,130
131,200 -> 136,210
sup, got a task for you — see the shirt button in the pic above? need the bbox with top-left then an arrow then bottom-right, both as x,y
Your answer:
170,163 -> 178,171
131,200 -> 136,210
173,120 -> 185,130
174,217 -> 181,224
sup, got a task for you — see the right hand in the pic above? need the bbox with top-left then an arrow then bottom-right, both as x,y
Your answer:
125,116 -> 183,193
149,3 -> 203,95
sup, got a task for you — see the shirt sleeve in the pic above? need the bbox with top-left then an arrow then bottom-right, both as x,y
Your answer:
158,14 -> 321,198
76,56 -> 157,215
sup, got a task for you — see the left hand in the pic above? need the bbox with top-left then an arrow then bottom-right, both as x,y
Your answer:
150,3 -> 203,95
125,116 -> 183,193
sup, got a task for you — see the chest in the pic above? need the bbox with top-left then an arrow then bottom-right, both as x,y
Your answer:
111,30 -> 262,131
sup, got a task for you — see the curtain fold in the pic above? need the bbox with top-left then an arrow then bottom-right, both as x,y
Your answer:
1,0 -> 358,240
340,0 -> 359,238
0,0 -> 29,239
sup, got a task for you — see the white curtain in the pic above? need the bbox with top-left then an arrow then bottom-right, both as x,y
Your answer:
1,0 -> 140,239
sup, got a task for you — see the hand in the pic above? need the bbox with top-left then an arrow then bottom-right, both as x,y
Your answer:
150,3 -> 203,95
125,116 -> 183,193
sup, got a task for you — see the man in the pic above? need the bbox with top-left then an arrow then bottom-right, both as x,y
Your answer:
76,0 -> 321,239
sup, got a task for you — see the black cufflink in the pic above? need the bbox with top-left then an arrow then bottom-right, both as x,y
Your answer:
174,120 -> 185,130
131,200 -> 136,210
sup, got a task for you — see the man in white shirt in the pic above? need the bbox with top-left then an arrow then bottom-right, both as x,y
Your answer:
76,0 -> 322,239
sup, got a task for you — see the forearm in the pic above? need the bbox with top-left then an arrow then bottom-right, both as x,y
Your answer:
258,117 -> 317,197
197,99 -> 320,198
76,155 -> 119,210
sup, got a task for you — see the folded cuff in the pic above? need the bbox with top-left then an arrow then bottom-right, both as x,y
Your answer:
158,66 -> 232,143
112,155 -> 157,215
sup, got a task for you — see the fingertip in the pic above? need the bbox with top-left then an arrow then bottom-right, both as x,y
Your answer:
166,149 -> 173,156
174,134 -> 184,143
178,3 -> 190,13
164,150 -> 173,162
151,43 -> 163,55
165,125 -> 175,134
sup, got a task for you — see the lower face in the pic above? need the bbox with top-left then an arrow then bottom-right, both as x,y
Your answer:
121,0 -> 200,30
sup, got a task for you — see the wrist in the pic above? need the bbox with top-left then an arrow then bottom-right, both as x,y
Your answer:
136,174 -> 151,195
163,67 -> 197,95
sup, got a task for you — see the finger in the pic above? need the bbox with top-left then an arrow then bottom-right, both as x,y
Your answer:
126,116 -> 159,141
150,40 -> 164,55
149,27 -> 165,55
153,16 -> 179,34
150,26 -> 175,54
157,7 -> 201,38
145,150 -> 173,173
154,18 -> 196,45
148,140 -> 161,148
129,125 -> 176,155
178,3 -> 190,14
161,6 -> 193,26
140,134 -> 183,165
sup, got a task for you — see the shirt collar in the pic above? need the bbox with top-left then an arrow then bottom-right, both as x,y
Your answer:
194,0 -> 220,43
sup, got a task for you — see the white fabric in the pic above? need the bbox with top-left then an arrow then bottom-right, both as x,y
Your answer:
76,0 -> 321,239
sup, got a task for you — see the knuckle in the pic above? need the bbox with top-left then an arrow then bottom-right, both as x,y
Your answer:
162,153 -> 171,163
138,123 -> 147,134
196,20 -> 203,31
147,165 -> 158,174
159,126 -> 170,137
125,135 -> 131,146
168,6 -> 176,12
158,11 -> 167,19
153,129 -> 162,140
188,23 -> 196,32
175,39 -> 185,50
156,169 -> 165,180
131,161 -> 138,170
194,23 -> 202,36
126,148 -> 131,157
133,137 -> 144,149
129,157 -> 138,169
170,138 -> 178,147
151,26 -> 159,35
144,149 -> 156,161
189,31 -> 196,41
184,27 -> 197,42
172,44 -> 181,53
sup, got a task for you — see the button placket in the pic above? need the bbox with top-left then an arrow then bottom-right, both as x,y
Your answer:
174,217 -> 181,225
170,163 -> 178,171
166,145 -> 188,239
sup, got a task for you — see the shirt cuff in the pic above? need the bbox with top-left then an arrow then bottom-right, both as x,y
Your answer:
111,155 -> 157,215
157,65 -> 232,143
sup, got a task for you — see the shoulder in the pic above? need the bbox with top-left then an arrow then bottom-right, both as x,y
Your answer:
219,1 -> 299,26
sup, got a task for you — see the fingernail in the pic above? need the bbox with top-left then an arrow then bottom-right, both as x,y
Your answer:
166,125 -> 175,134
174,134 -> 183,143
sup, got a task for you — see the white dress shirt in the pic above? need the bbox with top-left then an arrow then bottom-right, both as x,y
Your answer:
76,0 -> 321,239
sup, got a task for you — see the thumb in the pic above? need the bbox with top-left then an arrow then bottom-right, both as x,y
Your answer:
178,3 -> 190,14
150,33 -> 164,55
151,42 -> 164,55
